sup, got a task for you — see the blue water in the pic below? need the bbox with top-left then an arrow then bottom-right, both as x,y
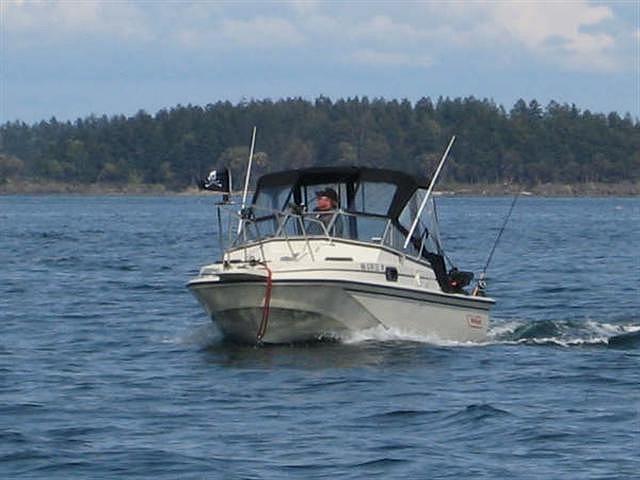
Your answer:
1,196 -> 638,479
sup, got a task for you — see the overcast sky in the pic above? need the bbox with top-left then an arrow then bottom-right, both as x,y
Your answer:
2,0 -> 639,124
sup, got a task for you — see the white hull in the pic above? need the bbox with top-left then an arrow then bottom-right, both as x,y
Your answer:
190,279 -> 490,343
188,238 -> 493,344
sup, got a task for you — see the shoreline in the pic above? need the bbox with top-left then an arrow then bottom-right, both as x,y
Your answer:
1,180 -> 638,197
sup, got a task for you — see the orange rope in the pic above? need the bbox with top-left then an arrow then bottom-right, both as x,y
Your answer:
256,264 -> 272,342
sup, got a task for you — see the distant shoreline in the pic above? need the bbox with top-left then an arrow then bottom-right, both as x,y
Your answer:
1,180 -> 638,197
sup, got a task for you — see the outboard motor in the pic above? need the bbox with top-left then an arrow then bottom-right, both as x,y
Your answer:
448,268 -> 474,292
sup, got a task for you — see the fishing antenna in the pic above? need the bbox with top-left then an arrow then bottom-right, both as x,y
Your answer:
404,135 -> 456,249
472,192 -> 520,296
237,126 -> 257,235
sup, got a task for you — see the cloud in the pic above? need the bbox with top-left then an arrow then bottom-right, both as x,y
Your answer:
350,49 -> 433,68
5,0 -> 152,44
486,2 -> 617,71
289,0 -> 321,15
295,1 -> 622,73
349,14 -> 426,44
291,2 -> 622,72
2,0 -> 630,73
175,16 -> 304,52
219,16 -> 304,48
320,13 -> 434,69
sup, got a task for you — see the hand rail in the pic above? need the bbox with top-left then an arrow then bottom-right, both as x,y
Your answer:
221,206 -> 427,262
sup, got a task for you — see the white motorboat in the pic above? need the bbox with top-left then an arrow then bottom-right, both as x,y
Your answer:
188,164 -> 495,344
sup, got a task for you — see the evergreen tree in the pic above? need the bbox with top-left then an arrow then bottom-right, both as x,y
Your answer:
0,97 -> 637,188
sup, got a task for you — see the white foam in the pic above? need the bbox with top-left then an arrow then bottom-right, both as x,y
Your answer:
166,323 -> 223,348
329,318 -> 640,347
487,320 -> 526,339
337,324 -> 484,347
487,318 -> 640,347
513,336 -> 611,347
596,322 -> 640,334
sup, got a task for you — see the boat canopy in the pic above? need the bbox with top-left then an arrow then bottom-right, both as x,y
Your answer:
253,167 -> 426,218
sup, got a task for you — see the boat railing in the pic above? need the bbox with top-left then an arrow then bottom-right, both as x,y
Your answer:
222,205 -> 421,262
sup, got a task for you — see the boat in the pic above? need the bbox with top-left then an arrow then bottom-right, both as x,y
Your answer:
188,161 -> 495,344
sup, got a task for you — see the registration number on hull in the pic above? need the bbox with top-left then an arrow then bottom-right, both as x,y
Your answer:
360,263 -> 385,273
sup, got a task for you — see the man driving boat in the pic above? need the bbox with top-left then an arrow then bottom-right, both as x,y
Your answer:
307,187 -> 343,236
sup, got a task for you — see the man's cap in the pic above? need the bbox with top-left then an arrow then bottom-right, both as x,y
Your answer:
315,187 -> 338,203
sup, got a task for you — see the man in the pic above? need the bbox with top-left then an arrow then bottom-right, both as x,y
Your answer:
306,187 -> 343,236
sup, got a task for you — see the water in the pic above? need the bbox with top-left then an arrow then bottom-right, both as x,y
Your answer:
1,195 -> 638,479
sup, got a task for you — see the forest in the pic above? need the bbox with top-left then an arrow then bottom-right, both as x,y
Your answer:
0,96 -> 638,190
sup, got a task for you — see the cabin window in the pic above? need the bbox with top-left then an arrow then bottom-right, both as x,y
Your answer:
353,216 -> 389,243
253,186 -> 292,215
398,189 -> 443,255
351,182 -> 397,216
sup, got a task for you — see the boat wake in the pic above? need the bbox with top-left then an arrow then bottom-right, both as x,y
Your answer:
488,318 -> 640,348
338,325 -> 482,347
176,318 -> 639,350
338,318 -> 640,348
170,323 -> 224,349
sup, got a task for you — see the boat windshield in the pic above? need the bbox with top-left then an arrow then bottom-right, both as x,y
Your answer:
234,167 -> 442,258
253,179 -> 398,217
398,188 -> 443,256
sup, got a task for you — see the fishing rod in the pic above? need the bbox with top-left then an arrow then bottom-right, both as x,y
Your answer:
472,191 -> 520,296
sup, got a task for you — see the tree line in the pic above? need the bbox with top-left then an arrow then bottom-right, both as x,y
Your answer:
1,96 -> 638,188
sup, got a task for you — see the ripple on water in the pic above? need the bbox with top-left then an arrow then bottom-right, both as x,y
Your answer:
1,196 -> 638,479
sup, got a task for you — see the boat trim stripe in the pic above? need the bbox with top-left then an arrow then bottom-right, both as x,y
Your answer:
188,278 -> 494,310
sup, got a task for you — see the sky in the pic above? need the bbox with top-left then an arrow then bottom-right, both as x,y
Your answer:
1,0 -> 639,124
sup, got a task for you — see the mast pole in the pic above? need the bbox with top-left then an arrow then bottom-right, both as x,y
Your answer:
403,135 -> 456,249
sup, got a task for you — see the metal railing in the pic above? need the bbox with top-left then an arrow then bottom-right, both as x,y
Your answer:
220,205 -> 422,262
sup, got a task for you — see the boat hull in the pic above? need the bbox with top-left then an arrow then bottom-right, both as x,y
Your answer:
188,278 -> 491,344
